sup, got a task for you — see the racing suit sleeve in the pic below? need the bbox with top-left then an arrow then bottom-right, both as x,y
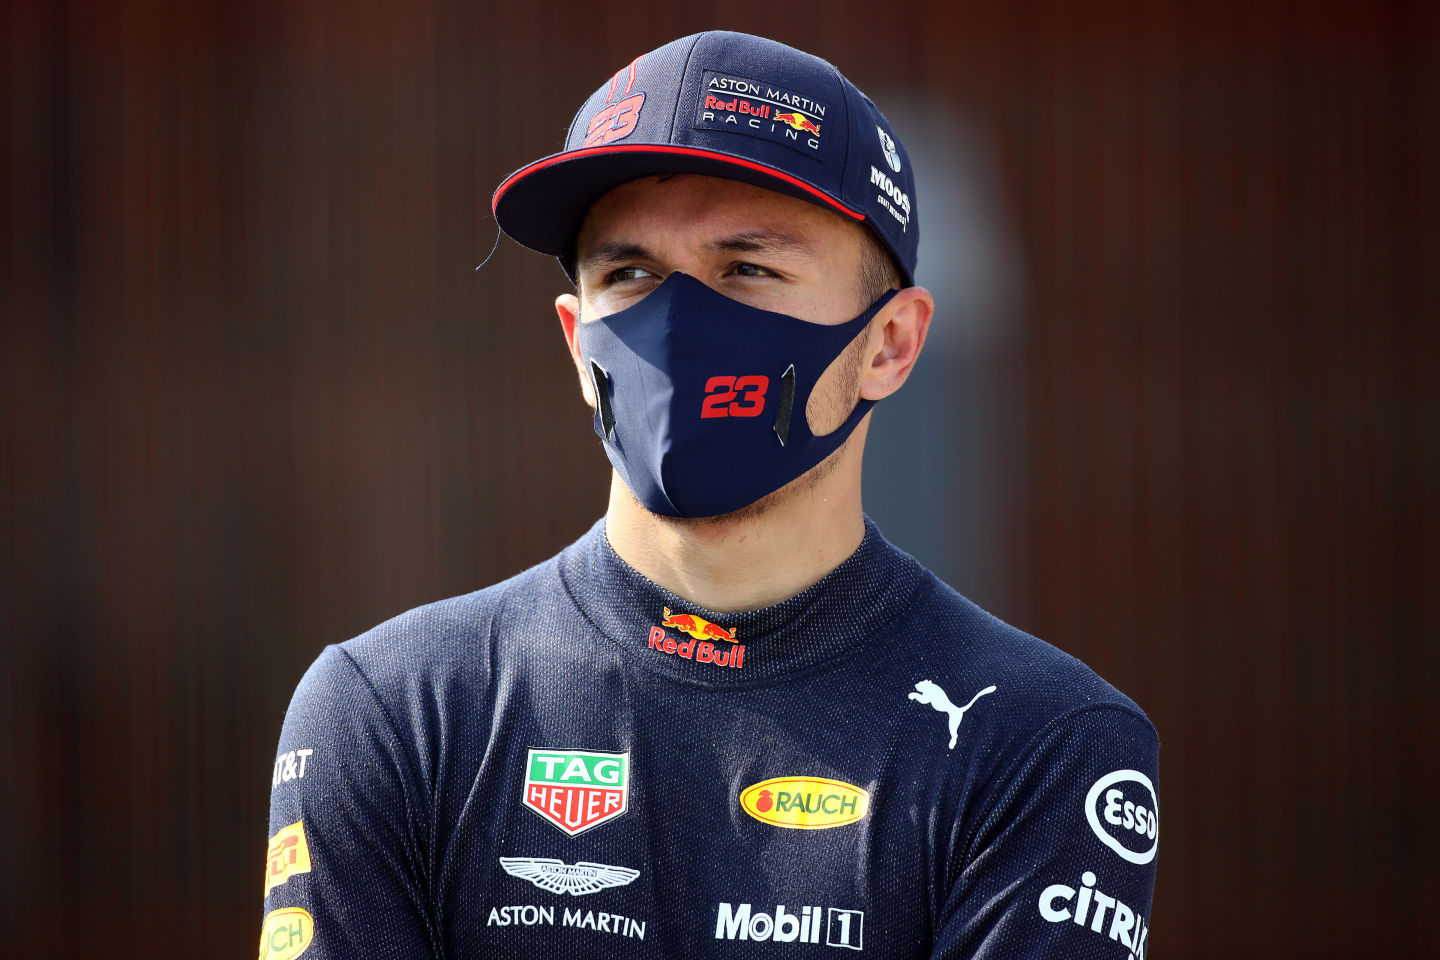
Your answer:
931,705 -> 1161,959
260,645 -> 438,960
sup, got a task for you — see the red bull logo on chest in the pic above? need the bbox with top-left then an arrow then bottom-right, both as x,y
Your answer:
648,608 -> 746,669
522,749 -> 630,836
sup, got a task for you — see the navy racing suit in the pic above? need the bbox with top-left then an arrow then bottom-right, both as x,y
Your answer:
261,518 -> 1160,959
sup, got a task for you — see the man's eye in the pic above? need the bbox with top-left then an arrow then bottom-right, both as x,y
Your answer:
607,266 -> 656,284
732,262 -> 777,278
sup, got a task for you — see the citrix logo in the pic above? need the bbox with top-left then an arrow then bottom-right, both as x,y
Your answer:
1038,870 -> 1150,959
715,902 -> 863,950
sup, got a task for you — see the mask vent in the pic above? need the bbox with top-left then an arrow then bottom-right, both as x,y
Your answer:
773,364 -> 796,446
591,360 -> 616,440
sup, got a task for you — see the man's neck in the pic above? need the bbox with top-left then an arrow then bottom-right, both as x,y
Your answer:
602,440 -> 867,613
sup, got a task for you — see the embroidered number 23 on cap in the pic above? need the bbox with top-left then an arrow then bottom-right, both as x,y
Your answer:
582,57 -> 645,147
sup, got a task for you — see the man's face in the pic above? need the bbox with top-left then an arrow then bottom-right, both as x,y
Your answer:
556,173 -> 927,519
573,174 -> 876,326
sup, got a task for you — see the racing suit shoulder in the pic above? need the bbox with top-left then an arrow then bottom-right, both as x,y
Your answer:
910,573 -> 1155,738
260,559 -> 557,960
899,577 -> 1161,959
338,561 -> 544,697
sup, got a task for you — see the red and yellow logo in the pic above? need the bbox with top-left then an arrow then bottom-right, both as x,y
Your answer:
660,607 -> 737,643
649,607 -> 745,669
264,821 -> 312,896
739,776 -> 871,829
259,907 -> 314,960
774,111 -> 821,136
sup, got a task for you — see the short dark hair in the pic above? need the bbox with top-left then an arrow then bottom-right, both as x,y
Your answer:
856,231 -> 903,309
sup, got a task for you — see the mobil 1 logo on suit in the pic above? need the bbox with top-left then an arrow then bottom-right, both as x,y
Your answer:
1085,770 -> 1158,864
714,902 -> 864,950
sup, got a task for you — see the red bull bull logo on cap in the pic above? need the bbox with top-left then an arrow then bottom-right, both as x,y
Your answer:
648,608 -> 746,669
773,112 -> 821,136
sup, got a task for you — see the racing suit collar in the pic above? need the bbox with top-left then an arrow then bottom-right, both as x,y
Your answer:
557,514 -> 929,686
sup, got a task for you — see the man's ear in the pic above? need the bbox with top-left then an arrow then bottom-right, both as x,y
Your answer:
555,293 -> 596,408
858,286 -> 934,402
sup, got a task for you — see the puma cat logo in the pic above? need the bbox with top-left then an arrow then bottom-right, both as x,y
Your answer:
908,680 -> 997,749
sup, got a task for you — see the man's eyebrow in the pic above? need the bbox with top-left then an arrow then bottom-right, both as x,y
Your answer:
709,231 -> 816,257
577,231 -> 816,270
578,241 -> 654,270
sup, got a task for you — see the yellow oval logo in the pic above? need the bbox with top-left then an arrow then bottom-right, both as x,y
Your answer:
739,776 -> 871,829
259,907 -> 314,960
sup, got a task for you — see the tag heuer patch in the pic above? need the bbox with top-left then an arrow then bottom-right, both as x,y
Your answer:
522,748 -> 630,836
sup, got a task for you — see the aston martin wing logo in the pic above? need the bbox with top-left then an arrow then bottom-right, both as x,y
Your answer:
498,857 -> 641,896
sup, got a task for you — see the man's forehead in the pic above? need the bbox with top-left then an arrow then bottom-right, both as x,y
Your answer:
576,174 -> 854,261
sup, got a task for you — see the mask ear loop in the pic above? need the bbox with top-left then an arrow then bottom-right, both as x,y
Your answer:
473,219 -> 502,273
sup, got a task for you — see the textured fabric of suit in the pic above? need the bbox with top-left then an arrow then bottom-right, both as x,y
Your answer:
261,517 -> 1160,959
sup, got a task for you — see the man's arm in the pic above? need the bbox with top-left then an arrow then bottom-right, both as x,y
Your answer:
261,645 -> 438,959
931,705 -> 1161,959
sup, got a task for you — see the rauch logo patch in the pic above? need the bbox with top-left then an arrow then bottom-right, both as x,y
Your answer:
522,748 -> 630,836
739,776 -> 870,829
258,907 -> 314,960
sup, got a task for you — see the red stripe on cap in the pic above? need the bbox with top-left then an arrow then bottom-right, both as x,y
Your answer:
491,144 -> 866,223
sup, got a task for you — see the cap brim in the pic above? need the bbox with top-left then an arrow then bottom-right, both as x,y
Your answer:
491,144 -> 866,260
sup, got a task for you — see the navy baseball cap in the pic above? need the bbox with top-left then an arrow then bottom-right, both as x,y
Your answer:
491,31 -> 918,287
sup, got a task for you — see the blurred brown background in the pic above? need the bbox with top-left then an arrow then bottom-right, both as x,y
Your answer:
3,0 -> 1434,956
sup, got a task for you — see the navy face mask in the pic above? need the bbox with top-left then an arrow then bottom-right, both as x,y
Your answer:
576,272 -> 897,518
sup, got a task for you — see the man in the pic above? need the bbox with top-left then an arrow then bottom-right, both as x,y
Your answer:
261,31 -> 1159,960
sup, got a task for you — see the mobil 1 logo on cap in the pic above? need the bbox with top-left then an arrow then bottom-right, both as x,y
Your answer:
1085,769 -> 1159,864
522,748 -> 630,836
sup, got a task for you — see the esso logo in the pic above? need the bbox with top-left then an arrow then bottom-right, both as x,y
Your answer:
1084,770 -> 1159,864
